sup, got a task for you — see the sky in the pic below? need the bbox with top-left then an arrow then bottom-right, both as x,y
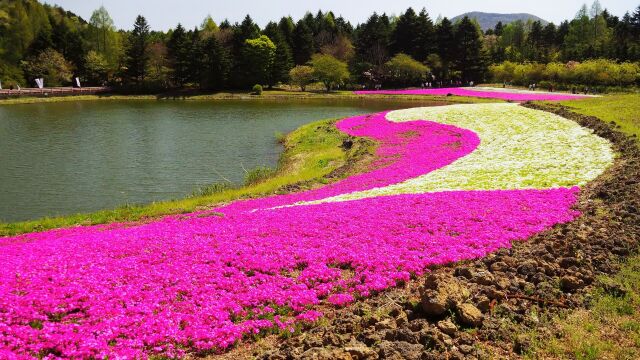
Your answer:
45,0 -> 638,31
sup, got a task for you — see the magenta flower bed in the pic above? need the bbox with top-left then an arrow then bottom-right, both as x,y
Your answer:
0,111 -> 581,359
354,88 -> 588,101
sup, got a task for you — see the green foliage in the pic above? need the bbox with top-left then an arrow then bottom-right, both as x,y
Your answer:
288,65 -> 314,91
191,182 -> 233,197
166,24 -> 190,86
252,84 -> 263,95
21,48 -> 73,86
123,15 -> 150,85
559,94 -> 640,140
390,8 -> 435,62
292,20 -> 314,65
263,22 -> 294,87
238,35 -> 276,87
453,16 -> 487,81
199,35 -> 230,90
489,59 -> 640,87
385,53 -> 429,86
310,53 -> 350,91
88,6 -> 122,71
244,166 -> 275,185
83,50 -> 108,85
1,1 -> 640,91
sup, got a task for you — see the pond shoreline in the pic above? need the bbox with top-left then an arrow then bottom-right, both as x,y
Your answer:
0,116 -> 377,237
0,90 -> 500,106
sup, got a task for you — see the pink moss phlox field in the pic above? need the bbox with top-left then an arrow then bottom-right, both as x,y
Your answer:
0,111 -> 582,358
217,111 -> 480,213
354,88 -> 589,101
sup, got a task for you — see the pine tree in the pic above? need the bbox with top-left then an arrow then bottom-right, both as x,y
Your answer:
292,20 -> 314,65
436,17 -> 456,80
167,24 -> 189,86
453,16 -> 486,82
416,8 -> 436,61
390,8 -> 420,58
199,35 -> 230,90
263,22 -> 293,87
124,15 -> 150,85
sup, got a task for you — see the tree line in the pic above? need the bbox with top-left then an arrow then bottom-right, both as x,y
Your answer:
1,0 -> 639,91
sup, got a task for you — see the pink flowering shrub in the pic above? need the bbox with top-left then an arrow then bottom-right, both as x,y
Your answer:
0,110 -> 582,358
354,88 -> 589,101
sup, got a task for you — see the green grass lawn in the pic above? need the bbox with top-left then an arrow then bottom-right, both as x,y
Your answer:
559,94 -> 640,139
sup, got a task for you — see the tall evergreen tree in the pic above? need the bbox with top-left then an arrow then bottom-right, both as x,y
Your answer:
292,20 -> 314,65
263,22 -> 293,87
124,15 -> 150,84
354,13 -> 392,68
416,8 -> 436,60
277,16 -> 296,50
199,35 -> 230,90
390,8 -> 420,58
435,17 -> 456,80
167,24 -> 190,86
453,16 -> 486,81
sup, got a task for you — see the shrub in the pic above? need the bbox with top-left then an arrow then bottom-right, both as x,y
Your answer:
309,54 -> 350,92
384,53 -> 429,87
489,59 -> 640,88
289,65 -> 315,91
252,84 -> 263,95
191,182 -> 233,197
244,166 -> 275,186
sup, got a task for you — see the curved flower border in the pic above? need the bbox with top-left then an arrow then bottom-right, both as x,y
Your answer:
0,103 -> 613,359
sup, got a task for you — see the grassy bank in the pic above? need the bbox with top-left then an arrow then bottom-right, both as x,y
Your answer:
528,255 -> 640,359
0,118 -> 375,237
558,94 -> 640,139
525,94 -> 640,359
0,89 -> 499,106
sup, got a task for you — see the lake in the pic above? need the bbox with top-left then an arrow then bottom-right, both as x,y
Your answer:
0,98 -> 442,222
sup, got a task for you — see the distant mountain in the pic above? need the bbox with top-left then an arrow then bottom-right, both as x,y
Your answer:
451,12 -> 549,31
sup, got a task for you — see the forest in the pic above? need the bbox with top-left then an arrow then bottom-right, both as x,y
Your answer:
0,0 -> 639,91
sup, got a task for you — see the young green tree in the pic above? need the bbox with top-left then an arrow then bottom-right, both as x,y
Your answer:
84,50 -> 109,85
123,15 -> 150,85
200,15 -> 219,37
288,65 -> 314,91
89,6 -> 122,68
21,48 -> 73,86
309,53 -> 349,91
239,35 -> 276,87
385,53 -> 429,86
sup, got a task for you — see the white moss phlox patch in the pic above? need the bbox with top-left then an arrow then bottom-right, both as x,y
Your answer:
305,103 -> 614,204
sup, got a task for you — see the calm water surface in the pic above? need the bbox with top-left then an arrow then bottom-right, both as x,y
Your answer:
0,99 -> 443,222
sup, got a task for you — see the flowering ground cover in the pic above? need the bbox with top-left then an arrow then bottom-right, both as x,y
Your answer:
0,104 -> 614,359
354,87 -> 590,101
